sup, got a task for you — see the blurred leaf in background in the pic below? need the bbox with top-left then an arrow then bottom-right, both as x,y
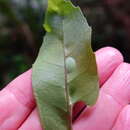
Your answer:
0,0 -> 130,89
0,0 -> 46,88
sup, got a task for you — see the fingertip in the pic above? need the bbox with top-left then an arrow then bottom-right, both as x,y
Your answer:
96,47 -> 123,60
95,47 -> 124,85
96,47 -> 124,65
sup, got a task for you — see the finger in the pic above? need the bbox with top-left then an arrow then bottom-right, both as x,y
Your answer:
96,47 -> 123,86
73,63 -> 130,130
0,70 -> 35,129
73,47 -> 123,120
112,105 -> 130,130
102,63 -> 130,106
18,109 -> 42,130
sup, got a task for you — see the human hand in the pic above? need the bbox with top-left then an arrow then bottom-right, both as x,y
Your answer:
0,47 -> 129,130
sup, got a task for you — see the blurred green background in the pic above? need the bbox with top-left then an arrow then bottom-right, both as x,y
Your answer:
0,0 -> 130,89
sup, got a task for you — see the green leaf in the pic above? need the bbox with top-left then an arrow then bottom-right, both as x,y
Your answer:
32,0 -> 99,130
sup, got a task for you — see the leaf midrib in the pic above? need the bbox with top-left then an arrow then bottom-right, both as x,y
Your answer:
62,16 -> 72,130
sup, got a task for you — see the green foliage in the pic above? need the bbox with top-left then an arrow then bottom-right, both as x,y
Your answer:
32,0 -> 99,129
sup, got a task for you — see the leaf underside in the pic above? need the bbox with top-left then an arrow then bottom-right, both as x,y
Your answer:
32,0 -> 99,130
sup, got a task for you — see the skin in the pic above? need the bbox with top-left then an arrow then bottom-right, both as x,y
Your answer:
0,47 -> 130,130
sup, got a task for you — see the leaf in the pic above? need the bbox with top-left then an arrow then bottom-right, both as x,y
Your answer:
32,0 -> 99,130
